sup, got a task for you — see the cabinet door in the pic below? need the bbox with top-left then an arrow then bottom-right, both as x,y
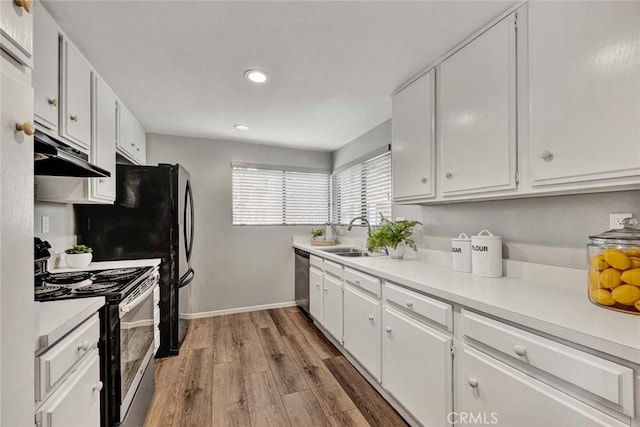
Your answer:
91,75 -> 116,202
529,2 -> 640,186
33,1 -> 59,131
382,307 -> 452,427
134,120 -> 146,165
458,346 -> 628,427
322,274 -> 343,343
0,0 -> 33,66
343,285 -> 381,380
392,69 -> 435,200
38,351 -> 101,427
61,39 -> 92,151
309,267 -> 323,324
117,102 -> 136,158
438,14 -> 517,197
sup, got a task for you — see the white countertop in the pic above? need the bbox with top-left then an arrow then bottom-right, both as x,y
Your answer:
35,297 -> 105,354
49,258 -> 161,273
294,241 -> 640,365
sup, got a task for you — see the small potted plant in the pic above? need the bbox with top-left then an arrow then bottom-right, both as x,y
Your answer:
311,227 -> 325,241
65,244 -> 93,268
366,214 -> 421,259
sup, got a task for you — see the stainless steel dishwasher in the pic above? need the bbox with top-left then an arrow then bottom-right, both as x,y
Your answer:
294,248 -> 310,315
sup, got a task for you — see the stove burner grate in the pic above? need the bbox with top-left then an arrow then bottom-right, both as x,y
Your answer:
72,282 -> 121,294
45,271 -> 92,285
35,285 -> 71,298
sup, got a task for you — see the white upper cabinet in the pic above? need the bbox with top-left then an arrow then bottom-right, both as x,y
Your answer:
117,102 -> 146,165
392,69 -> 435,201
33,1 -> 59,132
61,39 -> 92,151
438,13 -> 517,197
91,74 -> 116,202
0,0 -> 33,67
134,120 -> 146,165
528,1 -> 640,187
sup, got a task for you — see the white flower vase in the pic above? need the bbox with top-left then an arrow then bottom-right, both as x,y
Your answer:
387,243 -> 406,260
65,253 -> 92,268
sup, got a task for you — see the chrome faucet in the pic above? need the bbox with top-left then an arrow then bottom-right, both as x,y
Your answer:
347,217 -> 372,235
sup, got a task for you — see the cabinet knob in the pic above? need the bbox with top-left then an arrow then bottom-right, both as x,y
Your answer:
47,98 -> 58,107
98,179 -> 105,184
420,177 -> 427,184
315,283 -> 320,288
385,327 -> 392,334
468,378 -> 479,388
15,121 -> 35,136
93,381 -> 104,392
14,0 -> 33,13
539,150 -> 554,162
368,315 -> 374,321
131,143 -> 135,147
445,172 -> 453,179
354,279 -> 361,285
136,148 -> 140,152
324,287 -> 328,293
70,115 -> 79,122
514,345 -> 527,357
77,341 -> 90,351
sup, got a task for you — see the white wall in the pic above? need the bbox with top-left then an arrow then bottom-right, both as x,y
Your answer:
332,119 -> 390,170
34,201 -> 76,257
147,133 -> 332,314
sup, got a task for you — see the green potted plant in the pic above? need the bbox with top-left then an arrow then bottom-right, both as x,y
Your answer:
311,227 -> 324,241
366,214 -> 421,259
64,244 -> 93,268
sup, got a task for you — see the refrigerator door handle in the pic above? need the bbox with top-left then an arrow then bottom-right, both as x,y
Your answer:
179,267 -> 195,288
184,179 -> 194,263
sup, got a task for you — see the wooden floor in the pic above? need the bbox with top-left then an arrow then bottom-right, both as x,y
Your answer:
144,307 -> 408,427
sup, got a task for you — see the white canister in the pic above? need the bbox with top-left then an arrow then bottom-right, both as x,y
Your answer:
451,233 -> 472,273
471,230 -> 503,278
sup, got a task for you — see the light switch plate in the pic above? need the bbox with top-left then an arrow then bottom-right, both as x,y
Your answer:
41,216 -> 50,234
609,213 -> 633,230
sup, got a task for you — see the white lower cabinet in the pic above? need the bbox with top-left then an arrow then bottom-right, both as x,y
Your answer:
322,273 -> 343,343
343,284 -> 381,381
458,346 -> 628,427
309,266 -> 323,324
382,306 -> 453,427
36,349 -> 101,427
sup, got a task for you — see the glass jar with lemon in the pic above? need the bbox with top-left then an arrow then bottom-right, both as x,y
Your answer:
588,218 -> 640,314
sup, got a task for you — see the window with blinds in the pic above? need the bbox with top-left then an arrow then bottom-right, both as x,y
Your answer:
232,164 -> 330,225
331,150 -> 392,226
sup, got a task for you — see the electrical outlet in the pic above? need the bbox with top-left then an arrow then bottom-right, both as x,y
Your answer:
610,213 -> 633,230
41,216 -> 50,234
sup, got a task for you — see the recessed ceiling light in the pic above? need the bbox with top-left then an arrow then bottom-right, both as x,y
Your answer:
244,69 -> 270,84
233,124 -> 250,131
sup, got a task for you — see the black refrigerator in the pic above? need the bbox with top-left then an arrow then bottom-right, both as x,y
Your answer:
75,163 -> 195,357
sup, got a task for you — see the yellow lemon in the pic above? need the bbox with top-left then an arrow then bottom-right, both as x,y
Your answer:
588,269 -> 601,289
599,268 -> 622,288
590,288 -> 615,306
630,257 -> 640,269
635,299 -> 640,312
590,254 -> 609,270
625,248 -> 640,258
603,248 -> 631,270
620,268 -> 640,286
611,285 -> 640,306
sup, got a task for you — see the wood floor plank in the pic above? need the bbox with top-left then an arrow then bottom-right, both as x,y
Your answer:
282,390 -> 331,427
268,308 -> 301,337
284,333 -> 355,417
239,337 -> 269,376
186,317 -> 215,350
324,356 -> 408,427
286,309 -> 341,359
171,347 -> 214,427
213,359 -> 251,427
233,312 -> 259,342
258,326 -> 308,395
214,322 -> 240,363
250,309 -> 278,329
143,354 -> 188,427
328,409 -> 371,427
245,370 -> 291,427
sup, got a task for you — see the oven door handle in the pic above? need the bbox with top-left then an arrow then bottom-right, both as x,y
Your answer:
120,284 -> 157,316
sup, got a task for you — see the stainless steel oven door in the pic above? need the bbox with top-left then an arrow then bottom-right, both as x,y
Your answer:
119,278 -> 158,422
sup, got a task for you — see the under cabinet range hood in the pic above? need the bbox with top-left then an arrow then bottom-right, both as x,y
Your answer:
34,129 -> 110,178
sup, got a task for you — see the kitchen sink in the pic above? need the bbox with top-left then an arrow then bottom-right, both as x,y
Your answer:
320,246 -> 361,253
320,247 -> 385,257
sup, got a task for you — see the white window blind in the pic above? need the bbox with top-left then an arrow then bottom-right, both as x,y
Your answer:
232,164 -> 330,225
332,150 -> 392,225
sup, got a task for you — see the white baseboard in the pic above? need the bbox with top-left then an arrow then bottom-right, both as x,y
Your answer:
182,301 -> 297,319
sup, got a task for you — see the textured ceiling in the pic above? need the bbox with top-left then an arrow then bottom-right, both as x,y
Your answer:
43,1 -> 515,151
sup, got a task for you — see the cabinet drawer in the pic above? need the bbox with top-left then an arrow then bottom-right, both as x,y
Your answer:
36,313 -> 100,400
323,259 -> 343,279
310,255 -> 323,269
344,267 -> 381,298
462,310 -> 634,416
384,282 -> 452,331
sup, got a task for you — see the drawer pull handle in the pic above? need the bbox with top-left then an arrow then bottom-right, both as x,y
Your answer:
539,150 -> 554,162
514,345 -> 527,357
77,341 -> 90,351
368,315 -> 374,321
354,279 -> 361,285
70,115 -> 80,122
15,121 -> 35,136
406,301 -> 414,308
93,381 -> 104,392
48,98 -> 58,107
385,327 -> 392,334
315,283 -> 320,288
420,177 -> 427,184
468,378 -> 479,388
